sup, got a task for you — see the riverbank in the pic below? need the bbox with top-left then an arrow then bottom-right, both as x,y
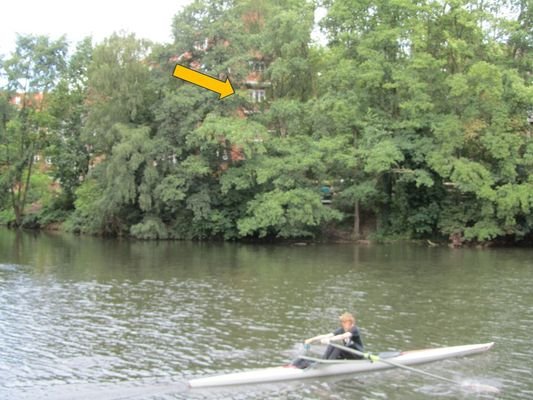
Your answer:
2,220 -> 531,248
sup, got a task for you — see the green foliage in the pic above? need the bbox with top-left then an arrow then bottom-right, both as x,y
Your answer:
104,124 -> 153,208
238,188 -> 342,238
27,171 -> 56,206
46,38 -> 93,207
130,216 -> 169,240
464,220 -> 503,242
363,140 -> 404,174
0,34 -> 68,226
84,33 -> 155,153
0,208 -> 15,225
2,0 -> 531,244
64,179 -> 105,234
35,205 -> 70,227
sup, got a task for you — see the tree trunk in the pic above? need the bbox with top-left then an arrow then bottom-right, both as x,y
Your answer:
11,152 -> 34,228
20,154 -> 35,223
10,185 -> 22,227
353,199 -> 360,239
13,204 -> 22,227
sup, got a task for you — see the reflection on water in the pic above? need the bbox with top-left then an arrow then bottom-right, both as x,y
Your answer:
0,228 -> 531,399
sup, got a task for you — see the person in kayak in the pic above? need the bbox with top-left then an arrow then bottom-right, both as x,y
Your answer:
291,312 -> 364,369
305,312 -> 364,360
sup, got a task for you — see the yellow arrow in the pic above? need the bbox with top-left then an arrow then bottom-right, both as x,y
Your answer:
172,64 -> 235,99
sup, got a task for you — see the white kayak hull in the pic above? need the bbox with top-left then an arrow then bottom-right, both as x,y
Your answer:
188,342 -> 494,388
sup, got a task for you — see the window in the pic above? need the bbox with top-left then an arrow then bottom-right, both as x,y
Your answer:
193,38 -> 209,51
252,61 -> 265,72
33,154 -> 40,162
216,149 -> 229,161
45,156 -> 52,165
168,154 -> 177,164
250,89 -> 266,103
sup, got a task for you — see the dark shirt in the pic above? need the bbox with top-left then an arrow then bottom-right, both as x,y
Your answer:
322,325 -> 365,360
333,326 -> 364,353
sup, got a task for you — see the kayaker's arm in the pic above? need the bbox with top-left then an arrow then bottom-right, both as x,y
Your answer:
320,331 -> 352,344
305,331 -> 352,345
304,333 -> 334,345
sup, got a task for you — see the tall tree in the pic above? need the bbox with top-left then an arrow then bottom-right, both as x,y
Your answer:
319,0 -> 532,242
0,34 -> 67,226
47,37 -> 93,208
84,33 -> 155,154
68,34 -> 157,235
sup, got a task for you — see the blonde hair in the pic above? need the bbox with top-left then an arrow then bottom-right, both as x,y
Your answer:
339,312 -> 356,324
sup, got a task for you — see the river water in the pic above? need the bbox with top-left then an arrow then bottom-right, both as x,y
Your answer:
0,228 -> 531,399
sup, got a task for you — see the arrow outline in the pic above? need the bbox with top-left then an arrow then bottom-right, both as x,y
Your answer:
172,64 -> 235,99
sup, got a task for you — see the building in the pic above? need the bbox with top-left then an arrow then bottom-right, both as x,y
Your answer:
171,28 -> 271,165
9,92 -> 44,109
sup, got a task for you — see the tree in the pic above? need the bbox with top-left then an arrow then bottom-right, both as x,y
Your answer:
0,34 -> 68,226
84,33 -> 155,154
3,0 -> 530,244
47,37 -> 93,208
318,0 -> 532,242
63,34 -> 158,235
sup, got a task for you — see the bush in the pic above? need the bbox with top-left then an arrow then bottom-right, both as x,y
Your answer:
130,216 -> 169,239
0,208 -> 16,225
63,179 -> 104,234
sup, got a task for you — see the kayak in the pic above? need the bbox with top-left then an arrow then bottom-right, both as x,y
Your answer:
188,342 -> 494,388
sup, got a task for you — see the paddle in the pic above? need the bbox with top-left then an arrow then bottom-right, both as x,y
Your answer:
328,342 -> 499,393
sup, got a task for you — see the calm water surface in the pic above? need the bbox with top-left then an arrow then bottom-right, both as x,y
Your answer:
0,228 -> 531,399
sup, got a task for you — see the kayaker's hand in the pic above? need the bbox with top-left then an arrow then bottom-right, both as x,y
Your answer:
303,343 -> 311,351
364,353 -> 380,363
